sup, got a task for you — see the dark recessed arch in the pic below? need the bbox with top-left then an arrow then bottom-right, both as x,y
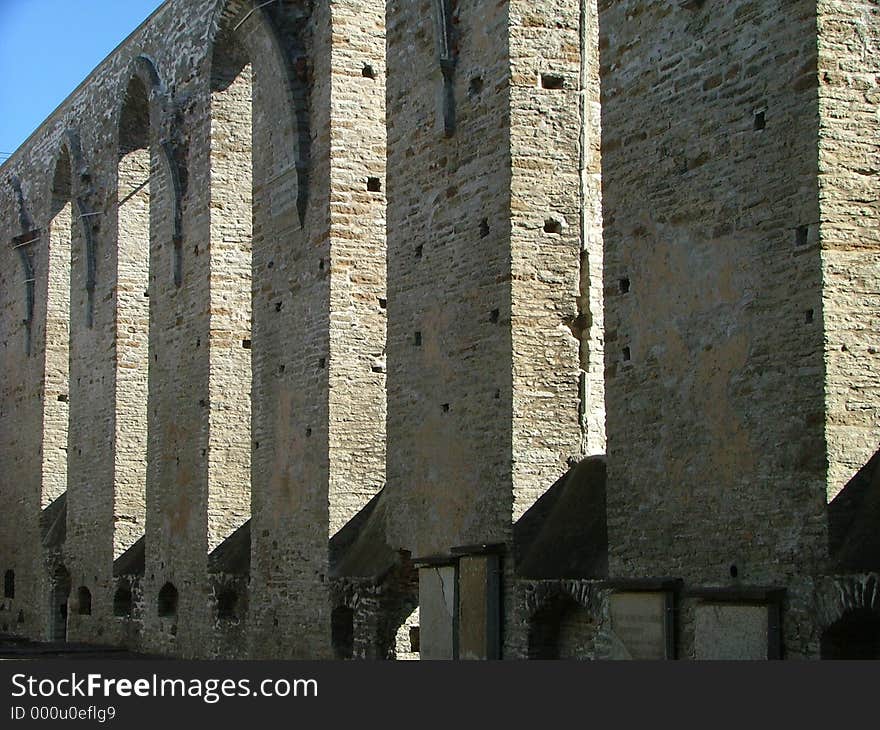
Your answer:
216,588 -> 239,621
114,55 -> 164,138
113,582 -> 134,618
331,605 -> 355,659
49,564 -> 71,642
210,0 -> 310,224
158,582 -> 178,619
76,586 -> 92,616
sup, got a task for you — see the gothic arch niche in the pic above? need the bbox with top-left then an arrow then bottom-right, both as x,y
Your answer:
821,609 -> 880,659
528,592 -> 599,660
76,586 -> 92,616
818,575 -> 880,659
113,69 -> 157,560
113,582 -> 133,618
331,605 -> 355,659
49,564 -> 71,642
42,147 -> 74,511
157,581 -> 178,619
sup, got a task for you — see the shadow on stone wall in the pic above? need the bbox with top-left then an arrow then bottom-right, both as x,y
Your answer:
828,447 -> 880,573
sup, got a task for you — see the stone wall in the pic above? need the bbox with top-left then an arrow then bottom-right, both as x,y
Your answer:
2,0 -> 878,661
383,0 -> 594,545
599,0 -> 829,586
817,0 -> 880,498
1,0 -> 387,659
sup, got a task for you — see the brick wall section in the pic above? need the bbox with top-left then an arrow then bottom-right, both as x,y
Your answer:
600,0 -> 829,585
1,191 -> 46,639
3,0 -> 876,660
581,2 -> 605,456
385,0 -> 589,546
115,149 -> 150,557
246,1 -> 332,659
327,0 -> 387,541
64,94 -> 125,643
817,1 -> 880,498
385,0 -> 515,559
386,0 -> 590,658
509,0 -> 585,519
208,60 -> 253,553
43,203 -> 71,510
245,0 -> 388,658
140,7 -> 215,657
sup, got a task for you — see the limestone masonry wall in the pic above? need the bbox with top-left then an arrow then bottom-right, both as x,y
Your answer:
1,0 -> 878,660
600,0 -> 829,584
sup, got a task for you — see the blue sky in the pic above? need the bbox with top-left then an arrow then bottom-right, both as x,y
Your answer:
0,0 -> 165,160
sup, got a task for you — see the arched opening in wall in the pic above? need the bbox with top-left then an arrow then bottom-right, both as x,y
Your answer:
207,23 -> 253,554
43,148 -> 73,512
49,565 -> 71,642
113,583 -> 133,618
157,582 -> 178,619
114,75 -> 151,560
3,570 -> 14,599
528,595 -> 599,660
393,607 -> 420,660
216,588 -> 239,621
331,605 -> 355,659
821,609 -> 880,659
76,587 -> 92,616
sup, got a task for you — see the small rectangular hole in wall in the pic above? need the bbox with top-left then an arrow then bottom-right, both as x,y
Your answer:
544,219 -> 563,235
490,309 -> 500,323
441,403 -> 450,413
795,225 -> 809,247
275,301 -> 283,312
362,64 -> 376,79
319,357 -> 326,369
414,331 -> 422,346
805,309 -> 814,324
319,258 -> 325,271
306,427 -> 312,438
619,277 -> 631,294
242,339 -> 252,349
378,298 -> 387,309
469,76 -> 484,97
367,177 -> 382,192
57,394 -> 68,403
622,347 -> 631,362
540,73 -> 565,90
415,245 -> 423,259
754,111 -> 766,130
479,219 -> 490,238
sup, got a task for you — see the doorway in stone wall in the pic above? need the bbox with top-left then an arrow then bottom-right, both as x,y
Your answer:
49,565 -> 71,643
